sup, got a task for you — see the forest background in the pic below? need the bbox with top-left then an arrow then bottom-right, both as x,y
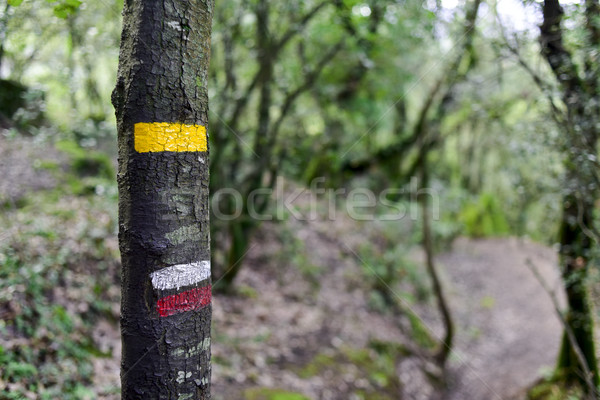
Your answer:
1,0 -> 599,399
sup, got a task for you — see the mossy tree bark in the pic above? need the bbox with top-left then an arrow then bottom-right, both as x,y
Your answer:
112,0 -> 214,398
540,0 -> 600,391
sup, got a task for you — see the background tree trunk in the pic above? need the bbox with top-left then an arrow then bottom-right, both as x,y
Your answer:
112,0 -> 214,398
540,0 -> 600,390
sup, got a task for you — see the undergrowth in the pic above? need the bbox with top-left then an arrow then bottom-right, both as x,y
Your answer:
0,138 -> 120,398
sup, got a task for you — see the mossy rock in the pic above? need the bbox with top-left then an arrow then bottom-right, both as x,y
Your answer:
243,387 -> 311,400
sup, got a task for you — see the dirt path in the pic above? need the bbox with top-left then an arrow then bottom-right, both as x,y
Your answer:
437,237 -> 564,400
88,234 -> 566,400
0,137 -> 570,399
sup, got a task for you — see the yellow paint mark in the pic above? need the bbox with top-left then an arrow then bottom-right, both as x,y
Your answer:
134,122 -> 207,153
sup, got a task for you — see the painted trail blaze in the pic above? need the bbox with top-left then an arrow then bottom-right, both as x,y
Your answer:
151,261 -> 213,317
134,122 -> 207,152
157,285 -> 212,317
150,261 -> 211,291
136,121 -> 211,318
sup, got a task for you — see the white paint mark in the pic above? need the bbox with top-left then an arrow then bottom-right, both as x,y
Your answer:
166,21 -> 183,31
150,261 -> 210,290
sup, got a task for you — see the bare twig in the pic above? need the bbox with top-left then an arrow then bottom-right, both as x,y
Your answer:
494,9 -> 567,128
575,194 -> 600,246
525,259 -> 598,398
274,1 -> 329,53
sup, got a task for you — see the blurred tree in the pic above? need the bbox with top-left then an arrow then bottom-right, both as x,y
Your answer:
538,0 -> 600,391
112,0 -> 213,397
209,0 -> 447,290
0,1 -> 10,72
209,0 -> 345,289
1,0 -> 121,132
416,0 -> 482,366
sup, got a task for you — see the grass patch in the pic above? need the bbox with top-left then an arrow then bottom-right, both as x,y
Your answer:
296,344 -> 402,399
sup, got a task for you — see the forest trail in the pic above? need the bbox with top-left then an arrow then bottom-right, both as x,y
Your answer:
437,237 -> 564,400
2,134 -> 565,399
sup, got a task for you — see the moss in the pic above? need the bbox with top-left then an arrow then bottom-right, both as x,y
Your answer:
353,391 -> 398,400
56,140 -> 114,179
406,311 -> 437,349
343,348 -> 372,365
527,375 -> 585,400
297,353 -> 336,379
480,295 -> 495,309
236,284 -> 259,299
243,387 -> 311,400
368,339 -> 411,358
34,160 -> 60,172
296,345 -> 402,398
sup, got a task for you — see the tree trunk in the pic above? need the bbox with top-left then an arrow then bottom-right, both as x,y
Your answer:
539,0 -> 600,391
112,0 -> 214,398
420,152 -> 454,366
555,179 -> 599,389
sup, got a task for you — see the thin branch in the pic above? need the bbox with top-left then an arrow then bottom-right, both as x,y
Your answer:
223,1 -> 329,139
245,41 -> 345,190
274,1 -> 329,53
575,194 -> 600,246
341,0 -> 481,176
495,11 -> 567,127
584,0 -> 600,94
270,41 -> 344,143
526,259 -> 599,398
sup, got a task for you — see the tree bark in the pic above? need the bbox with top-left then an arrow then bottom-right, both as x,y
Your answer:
419,149 -> 454,367
112,0 -> 214,398
540,0 -> 600,391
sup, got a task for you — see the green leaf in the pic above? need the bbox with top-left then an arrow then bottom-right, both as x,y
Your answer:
52,0 -> 82,19
7,0 -> 24,6
53,5 -> 69,18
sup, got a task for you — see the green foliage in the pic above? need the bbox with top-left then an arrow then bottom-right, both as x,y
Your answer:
50,0 -> 82,19
56,139 -> 114,179
527,376 -> 585,400
357,225 -> 430,306
296,345 -> 402,399
459,192 -> 510,237
0,141 -> 119,397
405,311 -> 437,349
2,0 -> 598,395
277,225 -> 323,288
2,0 -> 121,130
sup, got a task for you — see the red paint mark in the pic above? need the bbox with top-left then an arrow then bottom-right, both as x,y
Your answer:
157,285 -> 212,317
